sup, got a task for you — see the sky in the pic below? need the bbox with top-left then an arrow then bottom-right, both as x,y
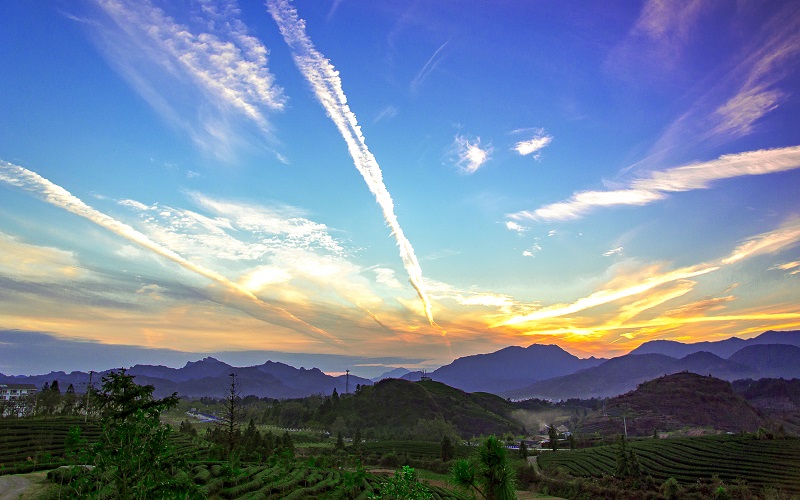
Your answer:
1,0 -> 799,377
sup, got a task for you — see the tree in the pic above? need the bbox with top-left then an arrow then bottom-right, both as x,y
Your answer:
451,436 -> 516,500
372,465 -> 433,500
441,435 -> 455,462
353,427 -> 362,446
548,423 -> 559,451
335,431 -> 345,450
71,369 -> 191,499
614,434 -> 641,480
218,372 -> 241,458
518,440 -> 528,459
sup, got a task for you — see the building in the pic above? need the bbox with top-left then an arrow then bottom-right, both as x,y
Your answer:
0,383 -> 37,401
0,383 -> 38,417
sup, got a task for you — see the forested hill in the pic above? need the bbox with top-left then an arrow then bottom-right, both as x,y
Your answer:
579,372 -> 763,436
312,378 -> 523,439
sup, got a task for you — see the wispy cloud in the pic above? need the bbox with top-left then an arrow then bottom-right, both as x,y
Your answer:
712,6 -> 800,137
266,0 -> 436,325
374,105 -> 399,123
513,129 -> 552,158
497,217 -> 800,327
84,0 -> 285,157
452,135 -> 492,174
0,160 -> 340,345
509,145 -> 800,222
410,40 -> 450,93
603,247 -> 624,257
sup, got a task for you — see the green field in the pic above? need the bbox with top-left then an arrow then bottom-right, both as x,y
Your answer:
0,417 -> 201,474
170,461 -> 468,499
538,434 -> 800,493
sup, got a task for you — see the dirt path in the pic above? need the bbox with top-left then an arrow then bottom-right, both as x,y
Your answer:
0,472 -> 49,500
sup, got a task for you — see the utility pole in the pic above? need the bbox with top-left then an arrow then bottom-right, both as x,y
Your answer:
85,370 -> 93,423
345,369 -> 350,394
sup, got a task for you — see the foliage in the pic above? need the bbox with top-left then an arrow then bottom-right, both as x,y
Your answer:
537,433 -> 800,494
518,440 -> 527,459
548,422 -> 559,451
451,436 -> 515,500
370,465 -> 433,500
64,369 -> 194,499
441,435 -> 455,462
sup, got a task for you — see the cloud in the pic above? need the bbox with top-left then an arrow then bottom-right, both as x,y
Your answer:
603,247 -> 624,257
770,261 -> 800,276
452,135 -> 492,174
522,243 -> 542,258
497,217 -> 800,327
510,189 -> 664,222
374,105 -> 399,123
721,217 -> 800,265
373,268 -> 404,289
514,129 -> 552,158
505,221 -> 528,234
267,0 -> 436,326
509,145 -> 800,222
83,0 -> 285,157
0,160 -> 340,345
0,232 -> 84,281
711,7 -> 800,137
410,40 -> 450,93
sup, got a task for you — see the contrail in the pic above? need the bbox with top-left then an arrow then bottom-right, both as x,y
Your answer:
267,0 -> 436,326
0,160 -> 341,346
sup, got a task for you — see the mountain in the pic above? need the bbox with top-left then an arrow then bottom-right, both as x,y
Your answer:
371,367 -> 411,382
630,330 -> 800,358
579,372 -> 763,436
424,344 -> 605,394
728,344 -> 800,379
0,357 -> 372,400
505,350 -> 760,400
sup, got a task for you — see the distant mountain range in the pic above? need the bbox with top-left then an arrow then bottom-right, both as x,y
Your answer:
1,330 -> 798,401
0,357 -> 371,399
504,333 -> 800,400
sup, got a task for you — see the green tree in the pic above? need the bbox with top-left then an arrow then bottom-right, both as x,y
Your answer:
548,423 -> 559,451
353,426 -> 362,446
335,430 -> 345,450
218,372 -> 241,459
518,440 -> 528,459
451,436 -> 516,500
71,369 -> 191,499
441,435 -> 455,462
370,465 -> 433,500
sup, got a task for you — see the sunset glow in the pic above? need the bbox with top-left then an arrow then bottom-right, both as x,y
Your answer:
1,0 -> 799,375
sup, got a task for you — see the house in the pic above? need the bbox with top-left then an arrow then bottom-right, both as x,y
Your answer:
0,383 -> 38,401
0,383 -> 38,417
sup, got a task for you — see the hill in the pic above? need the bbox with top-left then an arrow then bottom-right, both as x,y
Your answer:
315,378 -> 523,439
578,372 -> 763,436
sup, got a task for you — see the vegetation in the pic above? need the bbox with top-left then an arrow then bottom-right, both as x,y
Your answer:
451,436 -> 516,500
538,433 -> 800,494
3,372 -> 800,498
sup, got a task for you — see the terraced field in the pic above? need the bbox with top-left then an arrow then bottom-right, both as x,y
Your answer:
0,417 -> 200,474
188,462 -> 468,499
538,434 -> 800,493
358,440 -> 471,461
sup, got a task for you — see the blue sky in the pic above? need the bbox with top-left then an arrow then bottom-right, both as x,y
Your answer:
1,0 -> 799,376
